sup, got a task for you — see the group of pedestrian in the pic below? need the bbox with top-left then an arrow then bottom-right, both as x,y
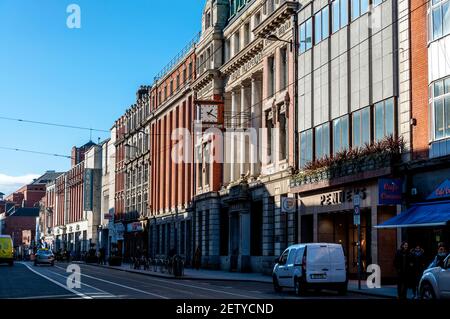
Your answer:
395,241 -> 448,299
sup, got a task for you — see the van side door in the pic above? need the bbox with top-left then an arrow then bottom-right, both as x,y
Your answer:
438,256 -> 450,298
306,245 -> 331,283
328,245 -> 347,283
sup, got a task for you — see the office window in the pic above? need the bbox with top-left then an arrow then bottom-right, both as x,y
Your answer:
268,56 -> 275,97
188,62 -> 193,79
300,129 -> 313,168
333,116 -> 349,154
254,11 -> 261,27
183,68 -> 187,83
431,76 -> 450,140
374,98 -> 395,141
266,113 -> 274,163
164,86 -> 167,100
244,22 -> 251,46
430,0 -> 450,41
373,0 -> 383,6
176,75 -> 180,90
315,6 -> 330,44
204,143 -> 211,186
234,32 -> 240,55
352,106 -> 371,148
332,0 -> 348,33
351,0 -> 369,21
315,123 -> 330,159
170,80 -> 173,95
299,18 -> 313,53
280,47 -> 288,90
225,39 -> 231,62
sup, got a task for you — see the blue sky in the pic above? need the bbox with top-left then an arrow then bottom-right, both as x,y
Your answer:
0,0 -> 203,194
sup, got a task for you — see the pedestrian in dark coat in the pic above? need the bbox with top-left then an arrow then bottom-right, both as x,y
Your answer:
410,245 -> 426,299
394,241 -> 414,300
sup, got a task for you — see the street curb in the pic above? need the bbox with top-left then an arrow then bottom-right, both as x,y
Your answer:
78,262 -> 273,284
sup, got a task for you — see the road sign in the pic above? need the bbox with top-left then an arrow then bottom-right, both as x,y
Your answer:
353,193 -> 361,207
281,197 -> 297,213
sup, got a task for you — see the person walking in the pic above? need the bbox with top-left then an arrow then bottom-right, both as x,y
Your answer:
410,245 -> 426,299
394,241 -> 414,300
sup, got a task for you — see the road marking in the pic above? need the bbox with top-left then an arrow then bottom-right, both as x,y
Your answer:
44,268 -> 117,299
54,265 -> 169,299
21,262 -> 92,299
79,263 -> 258,299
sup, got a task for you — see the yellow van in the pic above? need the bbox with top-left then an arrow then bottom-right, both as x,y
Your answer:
0,235 -> 14,266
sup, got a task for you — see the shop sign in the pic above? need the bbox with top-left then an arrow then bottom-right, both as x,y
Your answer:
127,222 -> 143,233
378,178 -> 402,205
320,188 -> 367,206
427,179 -> 450,200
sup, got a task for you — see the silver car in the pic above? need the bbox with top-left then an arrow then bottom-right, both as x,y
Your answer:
34,249 -> 55,266
419,255 -> 450,299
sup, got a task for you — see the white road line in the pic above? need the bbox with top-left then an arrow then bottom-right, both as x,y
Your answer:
54,265 -> 168,299
45,270 -> 116,298
21,262 -> 92,300
79,264 -> 257,299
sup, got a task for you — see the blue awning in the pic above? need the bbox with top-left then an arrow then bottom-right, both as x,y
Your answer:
375,200 -> 450,228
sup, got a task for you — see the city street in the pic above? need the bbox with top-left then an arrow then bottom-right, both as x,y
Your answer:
0,262 -> 381,300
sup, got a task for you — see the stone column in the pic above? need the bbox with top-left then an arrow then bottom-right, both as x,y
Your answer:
250,77 -> 262,178
240,84 -> 251,176
313,213 -> 318,242
273,195 -> 283,256
230,90 -> 238,182
208,198 -> 221,268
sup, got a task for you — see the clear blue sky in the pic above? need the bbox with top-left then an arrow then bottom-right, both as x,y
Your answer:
0,0 -> 203,194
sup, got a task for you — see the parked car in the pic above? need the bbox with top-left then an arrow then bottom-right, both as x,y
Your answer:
34,249 -> 55,266
0,235 -> 14,266
419,255 -> 450,299
272,243 -> 348,296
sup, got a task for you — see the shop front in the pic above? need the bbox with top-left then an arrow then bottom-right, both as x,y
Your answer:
377,178 -> 450,262
123,221 -> 147,260
297,180 -> 400,281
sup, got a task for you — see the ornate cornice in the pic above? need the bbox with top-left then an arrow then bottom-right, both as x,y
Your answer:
254,1 -> 298,39
220,38 -> 264,75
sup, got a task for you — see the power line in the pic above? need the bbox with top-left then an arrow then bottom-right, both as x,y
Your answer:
0,116 -> 109,133
0,146 -> 72,159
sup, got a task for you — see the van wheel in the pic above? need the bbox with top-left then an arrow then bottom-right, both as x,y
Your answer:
294,278 -> 306,296
420,282 -> 436,300
273,276 -> 282,293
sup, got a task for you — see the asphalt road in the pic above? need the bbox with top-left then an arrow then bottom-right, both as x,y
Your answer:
0,262 -> 381,299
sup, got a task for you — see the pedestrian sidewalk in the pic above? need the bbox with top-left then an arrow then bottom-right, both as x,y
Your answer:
83,262 -> 406,299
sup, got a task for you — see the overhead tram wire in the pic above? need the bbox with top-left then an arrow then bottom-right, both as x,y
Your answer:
0,116 -> 109,133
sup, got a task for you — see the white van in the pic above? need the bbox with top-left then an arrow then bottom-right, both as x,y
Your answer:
272,243 -> 348,296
